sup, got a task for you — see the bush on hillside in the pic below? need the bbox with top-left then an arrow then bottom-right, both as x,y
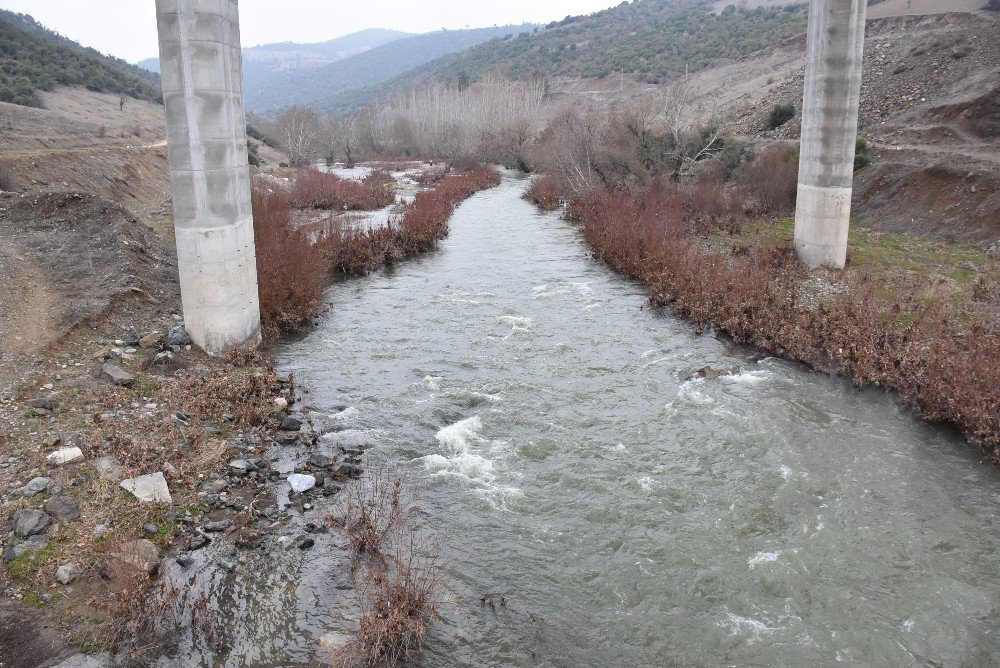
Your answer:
767,103 -> 796,130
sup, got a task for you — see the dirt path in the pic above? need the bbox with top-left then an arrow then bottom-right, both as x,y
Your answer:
0,138 -> 167,159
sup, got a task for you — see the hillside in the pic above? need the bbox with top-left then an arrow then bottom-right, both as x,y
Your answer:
138,27 -> 410,80
310,1 -> 810,114
248,24 -> 537,114
0,12 -> 160,108
0,9 -> 159,89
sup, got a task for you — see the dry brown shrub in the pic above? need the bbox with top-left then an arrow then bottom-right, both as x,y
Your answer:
252,184 -> 328,338
736,145 -> 799,215
293,169 -> 395,211
523,174 -> 569,211
328,469 -> 440,667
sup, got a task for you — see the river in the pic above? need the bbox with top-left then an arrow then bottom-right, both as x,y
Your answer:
168,174 -> 1000,666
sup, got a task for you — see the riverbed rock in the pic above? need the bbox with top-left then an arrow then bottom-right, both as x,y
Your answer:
139,331 -> 161,348
335,463 -> 363,478
101,363 -> 135,387
167,325 -> 192,346
120,472 -> 172,503
54,561 -> 83,585
50,652 -> 113,668
318,631 -> 353,655
45,495 -> 81,522
229,459 -> 254,474
14,509 -> 51,537
279,416 -> 303,431
287,473 -> 316,493
47,447 -> 84,465
21,476 -> 54,497
111,539 -> 160,574
273,397 -> 288,410
1,535 -> 50,563
190,535 -> 210,550
203,519 -> 232,533
27,398 -> 57,411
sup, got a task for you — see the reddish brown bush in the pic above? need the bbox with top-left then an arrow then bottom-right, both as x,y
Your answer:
292,169 -> 395,211
736,145 -> 799,215
319,166 -> 501,276
523,175 -> 569,210
252,185 -> 328,338
571,180 -> 1000,455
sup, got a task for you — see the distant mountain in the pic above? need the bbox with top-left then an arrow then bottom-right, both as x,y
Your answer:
136,28 -> 410,79
310,1 -> 809,114
0,9 -> 160,90
0,11 -> 160,108
248,24 -> 538,114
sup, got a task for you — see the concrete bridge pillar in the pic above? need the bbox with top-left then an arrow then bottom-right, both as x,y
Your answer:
155,0 -> 260,353
794,0 -> 867,269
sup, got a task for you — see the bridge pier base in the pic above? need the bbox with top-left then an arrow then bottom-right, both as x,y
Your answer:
794,0 -> 867,270
155,0 -> 260,353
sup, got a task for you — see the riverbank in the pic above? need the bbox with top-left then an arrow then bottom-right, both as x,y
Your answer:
0,162 -> 500,666
524,173 -> 1000,459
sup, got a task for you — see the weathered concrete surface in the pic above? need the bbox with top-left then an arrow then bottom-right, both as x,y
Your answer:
155,0 -> 261,353
794,0 -> 867,269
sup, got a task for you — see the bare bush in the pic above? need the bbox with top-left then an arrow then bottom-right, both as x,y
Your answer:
251,183 -> 328,338
292,169 -> 394,211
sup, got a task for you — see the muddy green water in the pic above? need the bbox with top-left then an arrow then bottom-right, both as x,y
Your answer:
167,175 -> 1000,666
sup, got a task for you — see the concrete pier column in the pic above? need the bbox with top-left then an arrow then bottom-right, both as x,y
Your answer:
794,0 -> 867,269
155,0 -> 261,353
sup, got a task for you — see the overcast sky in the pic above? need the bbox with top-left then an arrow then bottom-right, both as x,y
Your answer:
0,0 -> 623,64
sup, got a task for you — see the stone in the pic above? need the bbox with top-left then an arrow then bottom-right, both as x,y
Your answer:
167,325 -> 192,346
92,456 -> 126,482
1,535 -> 49,563
318,631 -> 353,656
120,472 -> 172,503
47,447 -> 84,465
14,509 -> 51,537
203,519 -> 232,532
21,476 -> 53,497
152,351 -> 176,366
176,554 -> 194,567
279,416 -> 302,431
335,463 -> 363,478
229,459 -> 254,474
287,473 -> 316,493
297,536 -> 315,550
139,332 -> 161,348
101,363 -> 134,387
111,539 -> 160,574
45,495 -> 81,522
273,397 -> 288,410
123,332 -> 141,346
27,398 -> 57,411
55,562 -> 83,585
307,453 -> 333,469
50,654 -> 113,668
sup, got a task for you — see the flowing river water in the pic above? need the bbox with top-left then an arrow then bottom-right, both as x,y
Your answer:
166,174 -> 999,666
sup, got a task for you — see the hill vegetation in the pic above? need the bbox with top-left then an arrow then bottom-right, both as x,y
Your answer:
312,1 -> 809,115
248,24 -> 537,114
0,12 -> 160,108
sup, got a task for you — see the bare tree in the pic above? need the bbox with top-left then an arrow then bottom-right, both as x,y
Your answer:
321,114 -> 360,167
277,105 -> 320,167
